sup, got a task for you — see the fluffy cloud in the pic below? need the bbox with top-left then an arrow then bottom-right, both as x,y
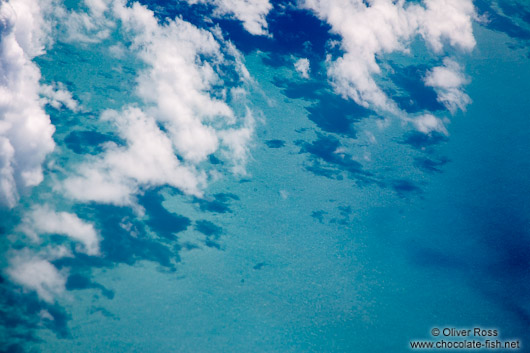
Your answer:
116,5 -> 233,163
19,205 -> 100,255
40,82 -> 79,112
6,250 -> 66,303
414,0 -> 476,53
211,0 -> 272,36
413,113 -> 448,135
0,0 -> 56,207
60,0 -> 113,43
186,0 -> 272,36
217,106 -> 255,175
63,1 -> 254,206
63,107 -> 206,206
5,0 -> 57,57
301,0 -> 476,119
424,58 -> 471,113
294,58 -> 311,79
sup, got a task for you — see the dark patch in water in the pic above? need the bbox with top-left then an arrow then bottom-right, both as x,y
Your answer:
58,203 -> 180,270
261,54 -> 292,68
475,0 -> 530,40
498,1 -> 530,25
139,190 -> 191,240
253,262 -> 266,270
195,220 -> 223,249
306,95 -> 368,138
311,210 -> 327,223
64,130 -> 121,155
65,274 -> 114,299
216,3 -> 337,61
141,0 -> 339,66
391,65 -> 445,113
273,78 -> 370,138
329,205 -> 354,226
204,239 -> 222,249
0,281 -> 70,350
194,193 -> 239,213
391,179 -> 423,197
414,156 -> 449,173
265,139 -> 286,148
297,134 -> 374,185
272,77 -> 325,101
401,131 -> 448,151
195,220 -> 222,237
209,154 -> 222,165
89,306 -> 115,319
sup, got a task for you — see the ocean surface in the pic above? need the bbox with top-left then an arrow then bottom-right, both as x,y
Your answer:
1,0 -> 530,352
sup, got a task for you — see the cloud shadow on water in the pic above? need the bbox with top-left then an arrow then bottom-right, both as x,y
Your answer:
391,180 -> 423,198
139,190 -> 191,241
65,274 -> 114,299
296,134 -> 426,198
141,0 -> 339,65
390,64 -> 445,114
414,156 -> 450,173
1,186 -> 238,350
400,130 -> 451,175
56,198 -> 183,272
475,0 -> 530,41
0,278 -> 70,350
497,1 -> 530,26
63,130 -> 122,155
195,220 -> 223,249
265,139 -> 286,148
193,193 -> 239,214
296,134 -> 375,185
273,77 -> 371,139
400,131 -> 448,152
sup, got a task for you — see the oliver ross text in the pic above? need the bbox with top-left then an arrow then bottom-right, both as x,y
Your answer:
442,328 -> 498,337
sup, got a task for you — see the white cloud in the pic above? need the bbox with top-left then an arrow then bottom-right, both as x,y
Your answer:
218,106 -> 255,175
301,0 -> 476,117
62,1 -> 254,206
6,0 -> 57,57
186,0 -> 272,36
424,58 -> 471,113
84,0 -> 110,17
301,0 -> 416,112
108,42 -> 126,58
119,8 -> 231,163
211,0 -> 273,36
63,107 -> 207,206
414,0 -> 476,53
6,250 -> 67,303
0,0 -> 56,207
294,58 -> 310,79
40,82 -> 79,112
41,245 -> 74,260
19,205 -> 100,255
60,0 -> 113,43
412,113 -> 448,135
115,1 -> 255,162
62,12 -> 112,43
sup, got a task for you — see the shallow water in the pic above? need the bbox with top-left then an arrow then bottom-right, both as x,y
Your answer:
2,1 -> 530,352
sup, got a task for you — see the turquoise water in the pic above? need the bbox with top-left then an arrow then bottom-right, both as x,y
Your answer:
2,1 -> 530,352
